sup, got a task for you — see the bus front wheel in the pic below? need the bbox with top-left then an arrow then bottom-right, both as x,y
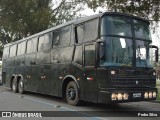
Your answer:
18,79 -> 25,94
12,78 -> 18,93
66,81 -> 80,106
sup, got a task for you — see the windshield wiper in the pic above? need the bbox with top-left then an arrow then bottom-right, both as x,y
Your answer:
120,57 -> 132,69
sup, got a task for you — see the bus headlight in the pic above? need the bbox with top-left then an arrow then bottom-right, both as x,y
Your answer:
144,92 -> 148,99
153,72 -> 156,76
123,93 -> 129,100
149,92 -> 152,98
111,93 -> 117,100
117,93 -> 123,100
111,70 -> 116,75
153,92 -> 157,98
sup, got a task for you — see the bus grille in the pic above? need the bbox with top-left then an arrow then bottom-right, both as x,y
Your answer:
111,78 -> 156,87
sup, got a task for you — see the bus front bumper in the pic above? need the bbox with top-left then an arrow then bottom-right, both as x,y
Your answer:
98,87 -> 157,104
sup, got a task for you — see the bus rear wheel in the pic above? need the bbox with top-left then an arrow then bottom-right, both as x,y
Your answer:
18,79 -> 25,94
66,81 -> 80,106
12,78 -> 18,93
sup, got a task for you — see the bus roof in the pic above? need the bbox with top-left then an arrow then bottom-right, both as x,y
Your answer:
4,12 -> 149,47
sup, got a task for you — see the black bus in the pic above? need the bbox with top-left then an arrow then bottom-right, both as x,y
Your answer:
2,12 -> 159,105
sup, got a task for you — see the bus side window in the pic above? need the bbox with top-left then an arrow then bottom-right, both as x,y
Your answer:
53,26 -> 71,47
38,33 -> 52,51
17,41 -> 26,56
84,44 -> 95,67
3,47 -> 10,59
9,44 -> 17,57
60,26 -> 71,46
53,29 -> 60,47
84,19 -> 98,42
73,45 -> 82,66
27,38 -> 38,53
77,24 -> 84,43
76,19 -> 99,43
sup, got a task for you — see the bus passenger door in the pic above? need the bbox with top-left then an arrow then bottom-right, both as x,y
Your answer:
83,44 -> 97,103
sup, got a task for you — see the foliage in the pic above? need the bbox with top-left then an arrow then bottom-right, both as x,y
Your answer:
0,0 -> 82,57
81,0 -> 160,22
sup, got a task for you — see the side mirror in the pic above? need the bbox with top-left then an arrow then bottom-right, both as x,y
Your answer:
97,39 -> 106,60
155,49 -> 158,62
149,45 -> 159,62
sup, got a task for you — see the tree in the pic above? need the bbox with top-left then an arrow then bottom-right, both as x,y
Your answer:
0,0 -> 83,57
81,0 -> 160,22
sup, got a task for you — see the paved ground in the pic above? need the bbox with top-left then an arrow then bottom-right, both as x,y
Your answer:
0,86 -> 160,120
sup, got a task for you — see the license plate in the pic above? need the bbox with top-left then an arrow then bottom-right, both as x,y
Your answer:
133,93 -> 141,98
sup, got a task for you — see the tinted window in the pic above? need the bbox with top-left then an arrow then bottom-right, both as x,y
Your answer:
134,20 -> 151,40
17,41 -> 26,55
84,19 -> 98,41
77,24 -> 84,43
53,29 -> 60,47
27,38 -> 37,53
3,47 -> 10,59
101,16 -> 132,37
38,33 -> 52,51
9,44 -> 17,57
73,45 -> 82,65
61,26 -> 71,45
77,19 -> 98,43
84,45 -> 95,66
53,26 -> 71,47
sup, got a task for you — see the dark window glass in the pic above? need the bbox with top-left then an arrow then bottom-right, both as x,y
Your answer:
77,19 -> 98,43
17,41 -> 26,55
53,26 -> 71,47
100,37 -> 133,67
84,19 -> 98,42
9,44 -> 17,57
101,16 -> 132,37
38,33 -> 52,51
136,40 -> 152,67
77,24 -> 84,43
27,37 -> 37,53
53,29 -> 60,47
73,45 -> 82,65
60,26 -> 71,45
3,47 -> 10,59
134,20 -> 151,40
85,45 -> 95,66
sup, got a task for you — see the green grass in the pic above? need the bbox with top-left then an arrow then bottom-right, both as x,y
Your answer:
157,86 -> 160,102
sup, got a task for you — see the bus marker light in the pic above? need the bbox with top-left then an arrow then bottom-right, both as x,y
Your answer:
87,77 -> 93,81
144,92 -> 148,99
153,92 -> 156,98
59,76 -> 63,79
149,92 -> 152,98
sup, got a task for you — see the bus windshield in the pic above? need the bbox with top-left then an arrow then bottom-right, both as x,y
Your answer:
100,15 -> 152,67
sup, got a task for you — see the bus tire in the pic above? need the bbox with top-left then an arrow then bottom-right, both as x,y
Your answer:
18,79 -> 25,94
12,78 -> 18,93
66,81 -> 80,106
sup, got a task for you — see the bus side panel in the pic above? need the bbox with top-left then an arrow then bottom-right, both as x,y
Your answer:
4,57 -> 15,87
25,53 -> 37,92
51,46 -> 74,97
36,50 -> 51,94
15,55 -> 25,79
97,68 -> 111,103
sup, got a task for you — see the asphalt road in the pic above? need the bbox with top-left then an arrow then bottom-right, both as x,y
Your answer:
0,85 -> 160,120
